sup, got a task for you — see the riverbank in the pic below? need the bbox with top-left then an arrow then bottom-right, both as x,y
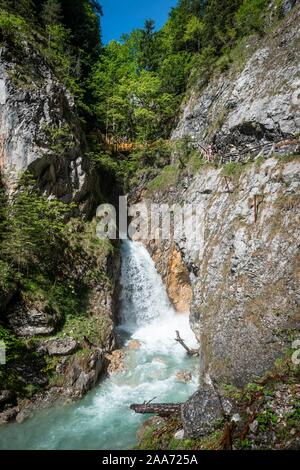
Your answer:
0,241 -> 199,449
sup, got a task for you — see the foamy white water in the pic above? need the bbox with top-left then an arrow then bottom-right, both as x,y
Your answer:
0,240 -> 198,450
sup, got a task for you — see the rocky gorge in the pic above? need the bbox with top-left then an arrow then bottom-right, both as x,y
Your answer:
0,0 -> 299,451
132,2 -> 300,449
0,27 -> 121,425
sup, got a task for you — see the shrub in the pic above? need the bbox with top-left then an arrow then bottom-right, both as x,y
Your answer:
0,10 -> 28,43
235,0 -> 269,36
147,165 -> 179,195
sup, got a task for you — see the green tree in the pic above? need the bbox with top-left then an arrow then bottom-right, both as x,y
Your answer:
138,19 -> 159,71
41,0 -> 62,25
0,173 -> 70,272
202,0 -> 242,53
235,0 -> 269,36
184,15 -> 204,52
159,51 -> 191,94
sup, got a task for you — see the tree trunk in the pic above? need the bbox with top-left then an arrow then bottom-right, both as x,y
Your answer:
130,403 -> 182,417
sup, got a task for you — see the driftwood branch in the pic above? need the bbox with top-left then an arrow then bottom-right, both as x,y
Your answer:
175,331 -> 199,357
130,403 -> 182,417
143,397 -> 157,405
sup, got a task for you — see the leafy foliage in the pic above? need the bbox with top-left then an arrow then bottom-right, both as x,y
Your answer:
0,173 -> 70,272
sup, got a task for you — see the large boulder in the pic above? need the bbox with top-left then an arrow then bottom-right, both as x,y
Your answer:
181,387 -> 234,438
66,350 -> 104,396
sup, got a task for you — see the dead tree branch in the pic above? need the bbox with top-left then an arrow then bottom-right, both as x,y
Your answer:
175,331 -> 199,357
130,403 -> 182,417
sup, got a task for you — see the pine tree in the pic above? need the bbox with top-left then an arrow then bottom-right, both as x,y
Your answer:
41,0 -> 62,25
139,19 -> 159,71
14,0 -> 35,20
0,0 -> 35,19
0,0 -> 13,11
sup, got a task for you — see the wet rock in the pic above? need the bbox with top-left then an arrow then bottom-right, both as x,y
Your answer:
176,370 -> 192,383
106,349 -> 126,374
0,390 -> 16,410
128,340 -> 141,350
67,350 -> 104,396
16,408 -> 32,424
182,387 -> 234,438
0,407 -> 18,425
37,337 -> 78,356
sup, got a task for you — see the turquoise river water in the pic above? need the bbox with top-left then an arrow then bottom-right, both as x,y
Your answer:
0,241 -> 198,450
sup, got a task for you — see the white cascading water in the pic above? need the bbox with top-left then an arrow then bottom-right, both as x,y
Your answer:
120,240 -> 173,326
0,240 -> 198,450
120,240 -> 197,356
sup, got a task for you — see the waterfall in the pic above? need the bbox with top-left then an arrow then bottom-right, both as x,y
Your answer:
119,240 -> 196,358
0,240 -> 198,450
120,240 -> 173,328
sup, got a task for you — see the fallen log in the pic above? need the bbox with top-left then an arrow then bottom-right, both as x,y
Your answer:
175,331 -> 199,357
130,403 -> 182,417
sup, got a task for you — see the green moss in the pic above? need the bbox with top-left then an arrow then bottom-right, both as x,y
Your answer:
146,165 -> 179,196
63,313 -> 112,349
256,409 -> 278,432
221,162 -> 244,178
237,438 -> 252,450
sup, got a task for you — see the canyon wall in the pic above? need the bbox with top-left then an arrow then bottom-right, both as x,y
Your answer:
142,5 -> 300,387
0,43 -> 96,209
172,4 -> 300,162
145,158 -> 299,386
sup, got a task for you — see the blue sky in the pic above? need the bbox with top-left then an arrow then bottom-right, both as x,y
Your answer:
99,0 -> 178,44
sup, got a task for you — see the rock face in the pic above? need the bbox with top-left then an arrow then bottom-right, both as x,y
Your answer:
182,387 -> 234,438
144,157 -> 300,386
172,5 -> 300,162
139,5 -> 300,388
0,44 -> 89,203
66,350 -> 104,396
37,337 -> 78,356
148,242 -> 193,313
185,158 -> 300,386
7,302 -> 59,337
